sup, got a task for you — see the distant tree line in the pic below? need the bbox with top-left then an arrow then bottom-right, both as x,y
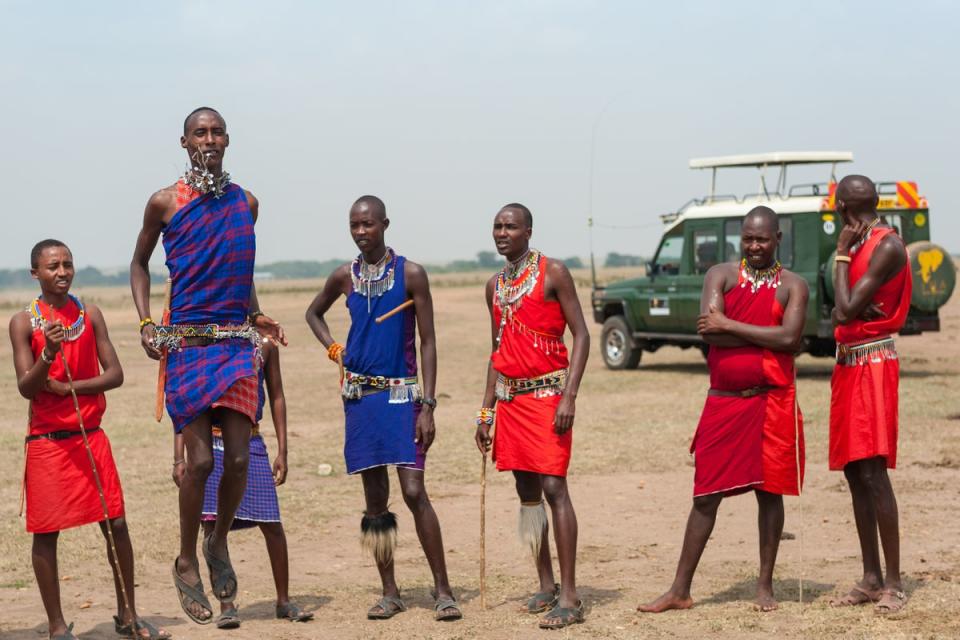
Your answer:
0,252 -> 642,289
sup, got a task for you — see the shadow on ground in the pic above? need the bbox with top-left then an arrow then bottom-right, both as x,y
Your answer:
698,577 -> 834,607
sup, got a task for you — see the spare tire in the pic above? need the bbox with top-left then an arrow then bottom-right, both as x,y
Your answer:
823,241 -> 955,313
906,241 -> 956,312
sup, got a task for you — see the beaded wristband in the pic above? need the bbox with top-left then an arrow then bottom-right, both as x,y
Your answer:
476,407 -> 496,427
139,317 -> 155,331
834,255 -> 851,263
328,342 -> 345,363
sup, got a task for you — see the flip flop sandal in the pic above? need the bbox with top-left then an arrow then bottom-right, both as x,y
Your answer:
202,536 -> 238,603
276,602 -> 314,622
216,607 -> 241,629
367,595 -> 406,620
539,600 -> 584,630
874,589 -> 908,615
830,584 -> 880,607
114,615 -> 173,639
526,584 -> 560,614
434,598 -> 463,622
52,623 -> 79,640
171,561 -> 214,625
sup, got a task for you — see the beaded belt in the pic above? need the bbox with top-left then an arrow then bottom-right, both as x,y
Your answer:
211,424 -> 260,438
153,323 -> 260,352
26,427 -> 101,443
708,385 -> 776,398
495,368 -> 568,402
341,370 -> 422,404
836,336 -> 897,366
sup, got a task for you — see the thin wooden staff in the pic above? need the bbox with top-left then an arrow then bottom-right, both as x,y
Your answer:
794,357 -> 804,606
480,451 -> 487,610
374,298 -> 414,324
61,353 -> 138,635
19,421 -> 29,517
155,278 -> 172,422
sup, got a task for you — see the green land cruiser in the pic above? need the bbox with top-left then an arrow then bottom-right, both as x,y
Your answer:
591,152 -> 956,369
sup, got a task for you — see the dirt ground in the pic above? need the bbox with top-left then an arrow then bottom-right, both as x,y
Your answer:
0,272 -> 958,640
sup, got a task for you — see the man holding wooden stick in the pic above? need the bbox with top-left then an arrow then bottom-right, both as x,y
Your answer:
305,195 -> 460,621
474,203 -> 591,630
11,239 -> 170,640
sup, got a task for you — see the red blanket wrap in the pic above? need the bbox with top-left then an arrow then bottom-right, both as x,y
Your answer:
691,277 -> 804,497
25,298 -> 123,532
491,254 -> 572,477
829,227 -> 911,470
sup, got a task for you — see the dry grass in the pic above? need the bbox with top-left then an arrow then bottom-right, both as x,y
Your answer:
0,275 -> 958,639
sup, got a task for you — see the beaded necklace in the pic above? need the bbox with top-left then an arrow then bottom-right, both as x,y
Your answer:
494,249 -> 541,347
182,165 -> 231,199
850,216 -> 882,255
740,258 -> 782,294
29,294 -> 86,341
351,248 -> 397,312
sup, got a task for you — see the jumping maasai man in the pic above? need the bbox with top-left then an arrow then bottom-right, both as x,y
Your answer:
640,206 -> 808,614
10,240 -> 170,640
130,107 -> 285,625
305,195 -> 461,622
828,175 -> 911,614
474,203 -> 590,630
173,338 -> 313,628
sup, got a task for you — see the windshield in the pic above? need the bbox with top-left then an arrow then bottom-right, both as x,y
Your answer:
653,229 -> 684,275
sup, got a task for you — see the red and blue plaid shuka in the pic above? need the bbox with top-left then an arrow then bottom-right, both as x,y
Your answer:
162,182 -> 258,433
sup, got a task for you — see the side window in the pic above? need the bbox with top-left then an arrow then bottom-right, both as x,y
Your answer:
778,217 -> 793,267
654,230 -> 684,275
693,229 -> 720,274
723,219 -> 741,263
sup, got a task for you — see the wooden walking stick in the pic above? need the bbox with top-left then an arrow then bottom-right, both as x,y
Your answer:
793,358 -> 804,606
375,298 -> 414,324
61,353 -> 138,635
480,451 -> 488,610
155,278 -> 172,422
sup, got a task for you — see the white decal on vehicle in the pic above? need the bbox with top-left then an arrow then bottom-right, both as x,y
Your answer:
823,220 -> 836,235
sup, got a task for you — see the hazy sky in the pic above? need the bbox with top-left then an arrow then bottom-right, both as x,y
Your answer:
2,0 -> 957,270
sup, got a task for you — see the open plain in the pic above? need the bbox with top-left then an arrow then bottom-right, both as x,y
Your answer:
1,271 -> 958,639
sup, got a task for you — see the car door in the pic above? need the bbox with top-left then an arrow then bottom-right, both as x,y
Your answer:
642,223 -> 686,331
673,220 -> 723,332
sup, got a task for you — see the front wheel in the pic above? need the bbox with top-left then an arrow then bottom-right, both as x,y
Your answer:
601,316 -> 642,370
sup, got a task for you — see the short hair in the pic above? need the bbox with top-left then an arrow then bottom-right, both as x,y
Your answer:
836,174 -> 878,214
183,107 -> 225,135
353,195 -> 387,220
743,205 -> 779,232
500,203 -> 533,229
31,239 -> 69,269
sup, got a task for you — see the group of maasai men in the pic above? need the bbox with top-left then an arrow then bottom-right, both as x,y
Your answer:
11,107 -> 911,639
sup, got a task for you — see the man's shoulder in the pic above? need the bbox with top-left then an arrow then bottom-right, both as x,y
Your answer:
8,309 -> 32,334
780,268 -> 808,288
149,184 -> 178,204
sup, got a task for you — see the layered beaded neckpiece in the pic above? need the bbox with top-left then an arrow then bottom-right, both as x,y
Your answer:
352,248 -> 397,311
740,258 -> 782,294
182,166 -> 231,198
494,249 -> 541,347
850,216 -> 882,255
29,294 -> 86,341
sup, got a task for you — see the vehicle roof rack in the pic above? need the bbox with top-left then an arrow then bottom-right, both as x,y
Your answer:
689,151 -> 853,169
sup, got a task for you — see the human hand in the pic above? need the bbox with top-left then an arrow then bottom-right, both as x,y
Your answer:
697,304 -> 728,334
43,321 -> 64,355
254,314 -> 287,346
837,219 -> 868,255
171,460 -> 186,487
273,454 -> 288,486
553,395 -> 576,434
140,324 -> 161,360
415,406 -> 436,451
858,302 -> 886,321
475,424 -> 492,454
44,378 -> 70,396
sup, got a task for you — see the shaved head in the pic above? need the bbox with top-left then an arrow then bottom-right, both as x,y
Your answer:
499,203 -> 533,229
352,195 -> 387,220
836,174 -> 878,215
743,205 -> 779,232
183,107 -> 225,135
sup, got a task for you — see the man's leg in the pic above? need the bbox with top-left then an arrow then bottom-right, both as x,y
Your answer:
541,475 -> 579,610
754,490 -> 784,611
199,521 -> 233,617
98,517 -> 137,626
208,409 -> 251,599
513,471 -> 556,595
837,459 -> 884,602
360,466 -> 402,614
857,456 -> 901,591
32,532 -> 68,638
397,468 -> 456,613
638,493 -> 723,612
176,415 -> 214,621
259,522 -> 290,607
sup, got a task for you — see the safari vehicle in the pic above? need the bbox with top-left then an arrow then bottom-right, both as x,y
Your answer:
591,151 -> 955,369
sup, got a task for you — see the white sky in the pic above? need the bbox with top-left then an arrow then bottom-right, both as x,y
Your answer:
2,0 -> 957,270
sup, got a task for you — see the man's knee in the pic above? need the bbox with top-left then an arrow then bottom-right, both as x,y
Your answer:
400,479 -> 428,511
32,531 -> 59,552
541,476 -> 568,506
693,494 -> 722,515
222,451 -> 249,477
852,459 -> 888,491
187,454 -> 214,480
105,517 -> 128,537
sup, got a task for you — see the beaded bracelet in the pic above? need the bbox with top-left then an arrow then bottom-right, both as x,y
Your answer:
476,407 -> 496,427
328,342 -> 345,363
834,255 -> 851,263
139,317 -> 155,331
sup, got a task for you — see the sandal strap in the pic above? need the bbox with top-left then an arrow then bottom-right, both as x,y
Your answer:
375,595 -> 406,613
435,598 -> 460,612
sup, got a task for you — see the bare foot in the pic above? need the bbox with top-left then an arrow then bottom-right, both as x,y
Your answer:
754,588 -> 778,612
637,591 -> 693,613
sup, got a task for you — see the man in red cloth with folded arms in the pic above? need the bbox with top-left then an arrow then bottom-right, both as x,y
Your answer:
475,203 -> 590,630
640,206 -> 807,613
828,175 -> 911,614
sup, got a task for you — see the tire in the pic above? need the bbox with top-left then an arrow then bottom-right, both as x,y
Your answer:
601,316 -> 642,370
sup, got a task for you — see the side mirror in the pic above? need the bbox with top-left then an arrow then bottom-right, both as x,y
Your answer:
646,261 -> 658,277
